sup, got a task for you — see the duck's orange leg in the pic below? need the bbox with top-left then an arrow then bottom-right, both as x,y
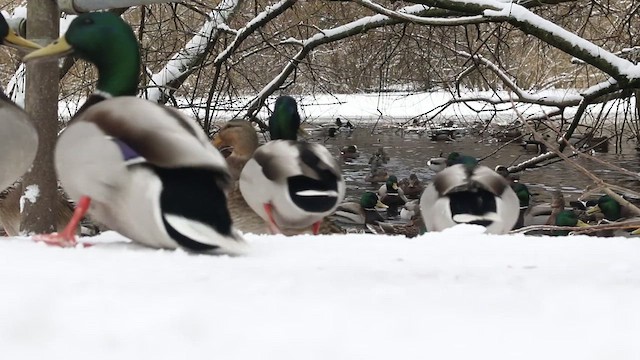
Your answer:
32,196 -> 91,248
312,221 -> 322,235
263,203 -> 282,234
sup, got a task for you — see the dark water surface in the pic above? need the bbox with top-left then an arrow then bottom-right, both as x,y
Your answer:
313,125 -> 640,204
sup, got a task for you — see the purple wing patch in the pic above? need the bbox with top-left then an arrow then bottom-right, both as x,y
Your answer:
112,138 -> 143,162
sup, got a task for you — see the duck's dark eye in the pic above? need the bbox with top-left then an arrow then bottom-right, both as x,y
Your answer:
81,18 -> 94,25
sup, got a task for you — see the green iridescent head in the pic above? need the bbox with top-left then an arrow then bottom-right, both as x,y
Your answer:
386,175 -> 398,190
360,192 -> 380,209
511,183 -> 531,208
553,210 -> 588,236
594,195 -> 622,221
446,152 -> 478,167
269,96 -> 301,141
25,12 -> 140,97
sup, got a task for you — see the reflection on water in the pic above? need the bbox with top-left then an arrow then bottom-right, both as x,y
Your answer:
312,125 -> 640,204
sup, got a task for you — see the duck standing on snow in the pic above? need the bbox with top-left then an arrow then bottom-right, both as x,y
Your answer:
0,15 -> 47,234
25,13 -> 245,254
420,163 -> 519,234
0,16 -> 39,192
378,175 -> 409,218
212,119 -> 269,234
239,95 -> 346,235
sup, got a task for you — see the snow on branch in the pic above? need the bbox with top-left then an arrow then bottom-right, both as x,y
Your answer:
145,0 -> 244,103
455,50 -> 583,107
244,3 -> 432,117
213,0 -> 297,66
411,0 -> 638,83
352,0 -> 484,26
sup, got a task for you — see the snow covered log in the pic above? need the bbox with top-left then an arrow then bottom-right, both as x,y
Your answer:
144,0 -> 245,104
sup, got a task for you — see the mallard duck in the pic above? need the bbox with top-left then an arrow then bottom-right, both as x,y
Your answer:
494,165 -> 519,184
373,215 -> 426,238
25,12 -> 245,254
399,174 -> 424,199
0,183 -> 75,236
331,192 -> 386,226
214,119 -> 344,235
239,95 -> 345,235
511,184 -> 566,229
378,175 -> 408,218
427,156 -> 447,172
446,152 -> 478,167
212,119 -> 268,234
399,199 -> 419,220
420,163 -> 519,234
341,145 -> 359,160
213,119 -> 259,181
0,19 -> 39,186
584,194 -> 640,236
0,15 -> 39,203
364,167 -> 388,183
0,15 -> 48,234
365,151 -> 388,182
586,194 -> 635,222
303,123 -> 338,138
368,147 -> 389,164
427,152 -> 478,173
550,210 -> 589,236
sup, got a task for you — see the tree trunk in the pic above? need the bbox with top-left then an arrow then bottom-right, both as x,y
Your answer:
21,0 -> 60,234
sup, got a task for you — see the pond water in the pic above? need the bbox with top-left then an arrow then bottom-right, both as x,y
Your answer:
311,125 -> 640,205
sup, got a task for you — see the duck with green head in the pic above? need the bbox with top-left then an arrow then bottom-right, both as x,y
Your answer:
587,195 -> 631,221
239,95 -> 346,235
331,192 -> 386,226
511,182 -> 531,229
25,12 -> 245,254
586,194 -> 640,236
511,185 -> 569,229
420,163 -> 520,234
445,152 -> 478,167
378,175 -> 408,218
551,210 -> 589,236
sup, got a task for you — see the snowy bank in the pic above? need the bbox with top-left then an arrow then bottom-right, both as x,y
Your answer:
52,89 -> 607,126
0,225 -> 638,359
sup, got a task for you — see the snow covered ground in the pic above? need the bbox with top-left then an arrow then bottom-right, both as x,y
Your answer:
1,225 -> 639,359
48,89 -> 599,126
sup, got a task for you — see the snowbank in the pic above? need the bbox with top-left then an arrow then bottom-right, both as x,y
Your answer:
0,225 -> 638,359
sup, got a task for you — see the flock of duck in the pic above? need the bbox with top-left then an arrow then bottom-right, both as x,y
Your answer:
0,12 -> 635,256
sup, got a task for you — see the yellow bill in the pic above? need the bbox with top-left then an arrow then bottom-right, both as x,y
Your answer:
212,135 -> 223,148
575,220 -> 589,227
23,36 -> 72,61
376,200 -> 388,209
297,127 -> 310,139
4,30 -> 41,50
586,205 -> 601,215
